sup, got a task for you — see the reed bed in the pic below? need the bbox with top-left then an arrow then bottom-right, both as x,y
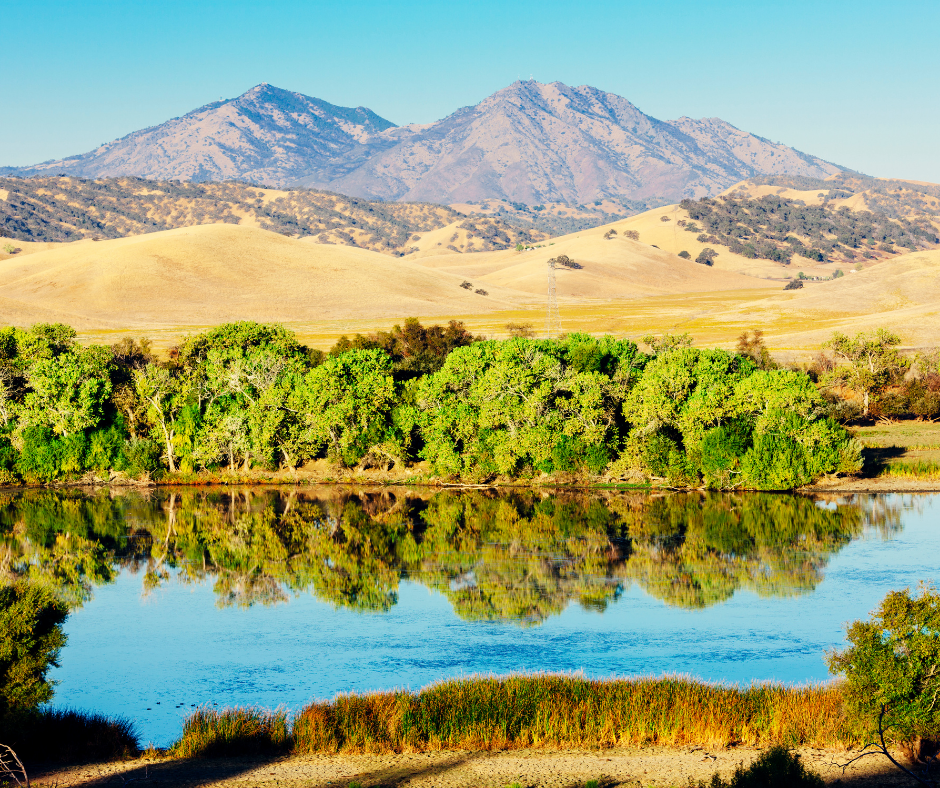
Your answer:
287,675 -> 859,755
878,460 -> 940,480
172,707 -> 290,757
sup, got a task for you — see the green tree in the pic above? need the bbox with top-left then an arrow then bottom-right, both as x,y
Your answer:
134,364 -> 192,473
828,584 -> 940,785
824,329 -> 909,416
19,345 -> 113,437
293,349 -> 396,467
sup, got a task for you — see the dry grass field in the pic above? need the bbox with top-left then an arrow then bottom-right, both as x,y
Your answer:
2,195 -> 940,357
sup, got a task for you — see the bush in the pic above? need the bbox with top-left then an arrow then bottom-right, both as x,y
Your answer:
694,746 -> 824,788
696,248 -> 718,265
784,279 -> 804,290
700,421 -> 752,489
678,250 -> 691,259
0,708 -> 139,764
115,437 -> 162,478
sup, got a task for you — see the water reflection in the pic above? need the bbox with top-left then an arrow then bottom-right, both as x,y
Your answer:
0,488 -> 905,623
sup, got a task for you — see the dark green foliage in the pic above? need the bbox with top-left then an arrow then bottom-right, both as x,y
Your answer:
114,437 -> 162,477
0,581 -> 68,716
16,426 -> 88,482
677,250 -> 691,259
695,746 -> 824,788
14,423 -> 127,481
700,421 -> 752,489
695,247 -> 717,265
783,278 -> 803,290
0,708 -> 139,764
680,186 -> 938,266
330,317 -> 478,381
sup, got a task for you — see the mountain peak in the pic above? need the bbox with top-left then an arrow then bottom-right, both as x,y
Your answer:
2,81 -> 843,203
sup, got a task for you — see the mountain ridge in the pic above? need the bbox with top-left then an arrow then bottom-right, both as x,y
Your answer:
3,80 -> 843,205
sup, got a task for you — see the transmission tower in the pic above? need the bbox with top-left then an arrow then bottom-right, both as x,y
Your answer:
546,257 -> 562,338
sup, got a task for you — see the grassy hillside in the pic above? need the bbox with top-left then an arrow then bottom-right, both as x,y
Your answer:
0,224 -> 525,332
0,176 -> 544,254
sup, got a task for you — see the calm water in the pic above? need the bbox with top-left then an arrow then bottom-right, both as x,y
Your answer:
1,487 -> 936,746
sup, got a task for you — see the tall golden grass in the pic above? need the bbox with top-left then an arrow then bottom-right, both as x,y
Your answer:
171,675 -> 866,757
878,460 -> 940,480
292,675 -> 856,753
173,707 -> 289,757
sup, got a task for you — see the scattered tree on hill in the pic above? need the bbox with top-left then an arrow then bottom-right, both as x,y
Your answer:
784,279 -> 804,290
695,248 -> 718,266
678,250 -> 691,259
603,229 -> 618,239
660,215 -> 671,222
623,230 -> 639,241
459,281 -> 473,290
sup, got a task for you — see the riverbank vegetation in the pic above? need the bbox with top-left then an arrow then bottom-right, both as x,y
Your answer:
0,319 -> 879,490
175,675 -> 854,757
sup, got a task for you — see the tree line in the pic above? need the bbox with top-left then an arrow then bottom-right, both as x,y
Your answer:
0,319 -> 873,490
679,193 -> 939,265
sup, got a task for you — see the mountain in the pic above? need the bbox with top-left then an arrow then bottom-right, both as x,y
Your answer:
307,81 -> 841,204
3,81 -> 843,205
2,84 -> 396,185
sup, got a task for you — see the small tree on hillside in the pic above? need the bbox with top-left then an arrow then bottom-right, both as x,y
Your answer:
696,248 -> 718,266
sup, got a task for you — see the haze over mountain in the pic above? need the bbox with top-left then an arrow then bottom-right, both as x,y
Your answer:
3,81 -> 843,205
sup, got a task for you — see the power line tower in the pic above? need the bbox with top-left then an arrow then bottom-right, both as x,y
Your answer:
546,257 -> 562,338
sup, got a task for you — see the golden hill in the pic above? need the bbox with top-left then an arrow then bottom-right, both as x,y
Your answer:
409,223 -> 763,299
0,224 -> 525,330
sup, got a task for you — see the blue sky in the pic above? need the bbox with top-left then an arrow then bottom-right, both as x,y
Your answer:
3,0 -> 939,181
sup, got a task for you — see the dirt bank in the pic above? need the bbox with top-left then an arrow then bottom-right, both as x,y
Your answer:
33,745 -> 915,787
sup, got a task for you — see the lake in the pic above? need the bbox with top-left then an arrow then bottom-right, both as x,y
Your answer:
1,487 -> 936,747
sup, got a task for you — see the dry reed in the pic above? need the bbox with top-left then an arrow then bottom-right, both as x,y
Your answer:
291,674 -> 859,754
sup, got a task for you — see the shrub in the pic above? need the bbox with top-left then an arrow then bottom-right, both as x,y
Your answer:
694,746 -> 824,788
678,250 -> 691,259
115,437 -> 162,478
0,708 -> 139,764
700,420 -> 752,489
784,279 -> 804,290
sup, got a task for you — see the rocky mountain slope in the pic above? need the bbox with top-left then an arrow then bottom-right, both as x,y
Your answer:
2,84 -> 396,185
3,81 -> 844,206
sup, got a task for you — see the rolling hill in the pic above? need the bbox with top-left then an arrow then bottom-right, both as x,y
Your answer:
0,176 -> 542,253
3,81 -> 843,206
0,221 -> 763,336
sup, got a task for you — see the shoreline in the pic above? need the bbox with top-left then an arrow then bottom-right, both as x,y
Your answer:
32,744 -> 913,787
3,472 -> 940,494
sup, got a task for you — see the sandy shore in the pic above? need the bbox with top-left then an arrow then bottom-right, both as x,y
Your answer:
33,745 -> 916,787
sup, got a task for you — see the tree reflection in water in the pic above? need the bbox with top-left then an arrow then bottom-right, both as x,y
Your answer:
0,488 -> 907,622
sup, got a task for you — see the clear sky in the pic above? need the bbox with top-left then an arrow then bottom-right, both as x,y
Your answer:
3,0 -> 939,181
